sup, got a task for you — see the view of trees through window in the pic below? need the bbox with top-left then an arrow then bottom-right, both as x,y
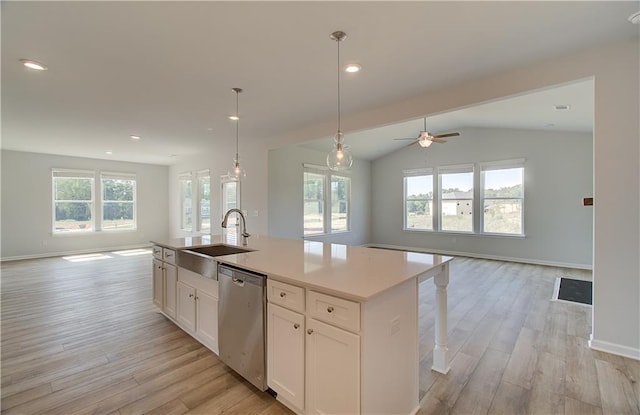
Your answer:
199,176 -> 211,232
405,174 -> 433,230
102,178 -> 135,230
53,176 -> 94,232
440,171 -> 474,232
482,167 -> 523,234
304,168 -> 350,235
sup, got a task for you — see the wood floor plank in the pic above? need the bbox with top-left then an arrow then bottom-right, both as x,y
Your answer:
564,396 -> 603,415
487,380 -> 530,414
594,358 -> 640,415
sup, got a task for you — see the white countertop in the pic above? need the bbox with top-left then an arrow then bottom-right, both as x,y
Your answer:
152,232 -> 453,302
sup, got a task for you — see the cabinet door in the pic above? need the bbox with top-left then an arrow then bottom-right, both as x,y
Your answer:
267,303 -> 305,411
176,281 -> 196,332
306,318 -> 360,415
164,263 -> 177,319
196,290 -> 218,354
152,259 -> 163,308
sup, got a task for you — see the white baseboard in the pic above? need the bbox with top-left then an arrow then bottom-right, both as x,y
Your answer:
362,243 -> 592,270
589,335 -> 640,361
0,243 -> 153,262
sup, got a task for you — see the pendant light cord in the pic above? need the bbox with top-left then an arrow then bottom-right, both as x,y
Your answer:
336,36 -> 341,137
235,90 -> 239,161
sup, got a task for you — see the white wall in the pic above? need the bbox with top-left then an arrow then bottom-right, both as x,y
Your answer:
268,145 -> 371,245
1,150 -> 169,259
372,127 -> 593,268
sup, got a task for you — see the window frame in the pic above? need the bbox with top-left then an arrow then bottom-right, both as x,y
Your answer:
52,169 -> 96,235
403,168 -> 435,231
196,169 -> 211,233
178,172 -> 193,232
438,164 -> 475,234
480,159 -> 525,236
221,175 -> 241,225
303,164 -> 351,236
100,171 -> 137,232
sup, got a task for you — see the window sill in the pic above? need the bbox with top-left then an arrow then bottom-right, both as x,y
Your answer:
403,228 -> 526,238
303,230 -> 351,239
53,229 -> 138,237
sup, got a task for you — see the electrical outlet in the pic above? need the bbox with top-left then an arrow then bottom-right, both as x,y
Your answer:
253,209 -> 259,217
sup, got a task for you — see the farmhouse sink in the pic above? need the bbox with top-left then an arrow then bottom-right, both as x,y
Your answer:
177,244 -> 253,279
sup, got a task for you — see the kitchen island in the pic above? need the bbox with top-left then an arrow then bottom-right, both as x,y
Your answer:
152,233 -> 453,415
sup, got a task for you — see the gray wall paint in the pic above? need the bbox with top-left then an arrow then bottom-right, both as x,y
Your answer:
371,127 -> 593,267
268,145 -> 371,246
1,150 -> 169,259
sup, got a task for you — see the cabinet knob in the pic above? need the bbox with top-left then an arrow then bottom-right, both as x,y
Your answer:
189,293 -> 194,298
307,329 -> 314,335
195,296 -> 199,300
280,292 -> 286,298
327,306 -> 334,313
294,323 -> 300,329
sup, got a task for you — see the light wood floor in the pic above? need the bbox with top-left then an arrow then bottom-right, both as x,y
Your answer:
1,251 -> 638,414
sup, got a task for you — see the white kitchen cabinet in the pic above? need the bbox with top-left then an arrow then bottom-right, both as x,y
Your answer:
306,318 -> 360,415
152,259 -> 163,308
267,303 -> 305,412
164,263 -> 177,319
176,281 -> 196,332
173,267 -> 219,354
195,290 -> 218,354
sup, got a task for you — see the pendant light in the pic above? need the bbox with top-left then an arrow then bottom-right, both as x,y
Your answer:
229,87 -> 246,180
326,31 -> 353,171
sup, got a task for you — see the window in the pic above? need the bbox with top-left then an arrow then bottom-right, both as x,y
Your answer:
303,165 -> 350,235
179,172 -> 193,231
101,172 -> 136,231
404,169 -> 433,230
52,169 -> 95,233
439,165 -> 474,232
331,175 -> 350,232
197,170 -> 211,232
481,162 -> 524,235
221,177 -> 240,227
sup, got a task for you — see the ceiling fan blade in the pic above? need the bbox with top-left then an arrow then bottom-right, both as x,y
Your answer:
406,141 -> 419,147
393,137 -> 419,141
430,138 -> 447,144
431,132 -> 460,139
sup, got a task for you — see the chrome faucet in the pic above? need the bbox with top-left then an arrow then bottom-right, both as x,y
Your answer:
221,208 -> 250,245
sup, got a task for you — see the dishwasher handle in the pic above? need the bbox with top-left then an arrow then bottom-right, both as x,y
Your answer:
232,277 -> 245,287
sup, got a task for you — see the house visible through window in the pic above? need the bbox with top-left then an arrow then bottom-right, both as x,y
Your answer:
101,172 -> 136,231
439,165 -> 474,233
403,159 -> 524,236
304,165 -> 350,235
52,169 -> 95,233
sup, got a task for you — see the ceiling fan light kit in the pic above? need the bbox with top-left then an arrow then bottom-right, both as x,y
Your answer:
229,87 -> 246,180
326,30 -> 353,171
393,117 -> 460,148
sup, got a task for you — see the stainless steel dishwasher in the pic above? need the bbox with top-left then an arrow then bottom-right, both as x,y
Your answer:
218,263 -> 267,391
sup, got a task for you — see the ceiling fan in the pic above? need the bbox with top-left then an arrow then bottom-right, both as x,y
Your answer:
393,118 -> 460,147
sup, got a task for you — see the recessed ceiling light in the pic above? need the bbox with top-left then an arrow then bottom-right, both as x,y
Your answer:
130,135 -> 141,140
544,123 -> 556,128
629,11 -> 640,24
169,154 -> 177,158
105,151 -> 113,155
344,63 -> 361,73
228,115 -> 239,121
20,59 -> 48,71
554,104 -> 571,111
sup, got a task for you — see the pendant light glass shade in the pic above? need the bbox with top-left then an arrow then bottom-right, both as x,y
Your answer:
229,88 -> 246,180
327,132 -> 353,171
327,31 -> 353,171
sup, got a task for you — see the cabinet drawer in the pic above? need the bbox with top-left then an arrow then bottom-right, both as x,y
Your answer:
152,245 -> 163,260
307,291 -> 360,333
163,248 -> 176,265
267,280 -> 305,313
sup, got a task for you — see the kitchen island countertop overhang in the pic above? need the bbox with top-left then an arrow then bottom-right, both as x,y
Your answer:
151,233 -> 453,303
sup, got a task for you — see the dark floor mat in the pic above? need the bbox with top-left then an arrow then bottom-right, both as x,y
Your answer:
557,278 -> 592,305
